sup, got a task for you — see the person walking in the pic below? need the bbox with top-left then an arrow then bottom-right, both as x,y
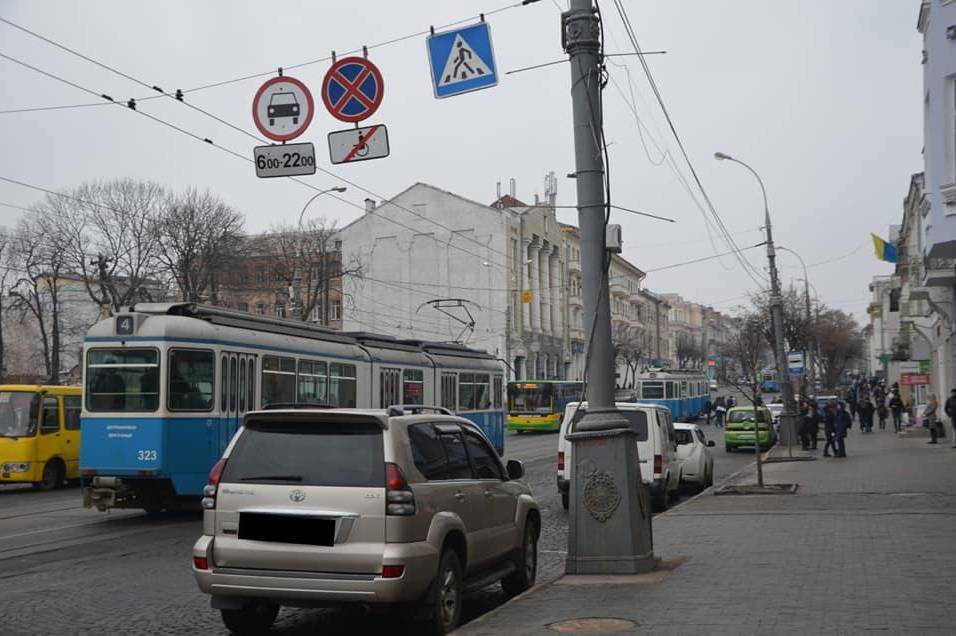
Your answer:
809,398 -> 820,450
798,401 -> 812,451
944,389 -> 956,449
876,398 -> 888,431
823,399 -> 838,457
715,396 -> 726,429
925,393 -> 940,444
859,398 -> 875,433
889,392 -> 904,433
704,397 -> 713,427
834,401 -> 850,457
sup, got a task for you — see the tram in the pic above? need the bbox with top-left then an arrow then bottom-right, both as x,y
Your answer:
80,303 -> 504,512
616,368 -> 709,420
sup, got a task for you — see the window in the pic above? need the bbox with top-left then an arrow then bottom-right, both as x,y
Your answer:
439,431 -> 472,479
665,382 -> 676,399
298,359 -> 328,404
441,373 -> 457,410
474,374 -> 491,410
403,369 -> 424,405
86,348 -> 159,412
261,355 -> 296,406
64,395 -> 81,430
674,429 -> 694,445
311,305 -> 322,323
255,269 -> 266,283
275,303 -> 286,319
311,263 -> 322,280
641,382 -> 664,400
239,359 -> 246,412
168,349 -> 215,411
572,408 -> 648,441
237,302 -> 249,313
464,430 -> 502,479
248,358 -> 256,410
329,299 -> 341,321
229,356 -> 238,413
255,303 -> 266,316
380,368 -> 401,407
409,423 -> 448,480
458,373 -> 475,410
493,375 -> 503,409
220,356 -> 228,412
695,429 -> 707,444
329,363 -> 357,407
40,397 -> 59,434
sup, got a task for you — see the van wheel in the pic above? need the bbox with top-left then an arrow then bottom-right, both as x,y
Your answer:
502,518 -> 538,596
34,461 -> 63,491
220,602 -> 279,635
422,549 -> 463,635
561,490 -> 569,510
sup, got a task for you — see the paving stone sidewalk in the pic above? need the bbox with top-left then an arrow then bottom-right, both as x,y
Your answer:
456,429 -> 956,635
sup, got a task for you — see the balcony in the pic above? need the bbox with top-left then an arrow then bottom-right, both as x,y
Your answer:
568,259 -> 582,274
569,294 -> 583,308
569,326 -> 584,341
609,281 -> 628,297
922,258 -> 956,288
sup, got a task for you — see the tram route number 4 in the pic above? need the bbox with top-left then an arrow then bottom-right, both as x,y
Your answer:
254,142 -> 317,178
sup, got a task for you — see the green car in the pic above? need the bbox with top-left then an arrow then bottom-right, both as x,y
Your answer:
724,405 -> 777,452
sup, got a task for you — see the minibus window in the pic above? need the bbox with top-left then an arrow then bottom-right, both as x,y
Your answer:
40,398 -> 59,434
0,392 -> 39,438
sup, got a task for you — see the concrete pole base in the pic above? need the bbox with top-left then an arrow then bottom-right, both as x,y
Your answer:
565,424 -> 655,575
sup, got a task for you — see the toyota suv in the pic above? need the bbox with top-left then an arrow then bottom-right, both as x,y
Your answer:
192,406 -> 539,635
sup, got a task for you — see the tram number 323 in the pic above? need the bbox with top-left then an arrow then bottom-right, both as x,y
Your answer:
253,142 -> 317,178
137,449 -> 158,461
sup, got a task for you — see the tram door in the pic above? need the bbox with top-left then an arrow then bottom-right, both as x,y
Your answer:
219,351 -> 257,455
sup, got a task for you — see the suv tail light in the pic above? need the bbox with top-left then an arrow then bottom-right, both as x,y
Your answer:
385,463 -> 416,516
557,451 -> 565,471
654,454 -> 663,474
201,458 -> 227,510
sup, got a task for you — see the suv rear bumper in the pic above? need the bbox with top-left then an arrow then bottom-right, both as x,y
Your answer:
193,535 -> 438,605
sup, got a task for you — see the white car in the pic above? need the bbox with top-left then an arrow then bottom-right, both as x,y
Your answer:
767,402 -> 784,429
673,423 -> 715,493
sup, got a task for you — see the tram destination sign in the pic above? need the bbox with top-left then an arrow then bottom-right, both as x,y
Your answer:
254,142 -> 317,178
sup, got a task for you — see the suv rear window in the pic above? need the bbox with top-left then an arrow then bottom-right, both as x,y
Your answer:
223,420 -> 384,487
571,409 -> 649,441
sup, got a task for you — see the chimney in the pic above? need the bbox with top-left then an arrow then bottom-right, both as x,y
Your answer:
509,178 -> 516,198
364,198 -> 376,214
497,180 -> 502,200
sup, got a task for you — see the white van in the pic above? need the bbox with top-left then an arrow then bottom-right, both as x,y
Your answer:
556,402 -> 681,512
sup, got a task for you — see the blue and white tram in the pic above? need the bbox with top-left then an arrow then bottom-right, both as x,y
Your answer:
80,303 -> 504,512
623,369 -> 709,421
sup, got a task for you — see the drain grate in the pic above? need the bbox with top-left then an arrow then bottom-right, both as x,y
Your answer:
548,617 -> 638,633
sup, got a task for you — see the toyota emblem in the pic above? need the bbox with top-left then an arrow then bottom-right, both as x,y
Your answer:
289,489 -> 306,503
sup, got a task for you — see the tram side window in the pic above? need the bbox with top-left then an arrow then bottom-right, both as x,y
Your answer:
168,349 -> 215,411
680,381 -> 687,398
298,360 -> 328,404
493,375 -> 503,409
665,382 -> 676,399
220,356 -> 227,412
86,348 -> 159,412
474,374 -> 491,410
403,369 -> 424,405
458,373 -> 475,410
641,382 -> 664,400
261,356 -> 296,406
441,373 -> 458,410
329,363 -> 357,407
239,359 -> 246,412
248,359 -> 256,410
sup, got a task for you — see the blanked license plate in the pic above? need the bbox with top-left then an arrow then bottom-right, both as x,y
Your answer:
737,433 -> 755,440
238,513 -> 335,546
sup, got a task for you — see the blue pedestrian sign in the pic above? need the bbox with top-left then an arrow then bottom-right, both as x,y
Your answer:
426,22 -> 498,99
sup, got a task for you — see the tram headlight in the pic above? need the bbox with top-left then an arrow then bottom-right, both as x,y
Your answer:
1,462 -> 30,473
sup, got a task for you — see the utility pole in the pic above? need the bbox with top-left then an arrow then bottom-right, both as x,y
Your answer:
562,0 -> 654,575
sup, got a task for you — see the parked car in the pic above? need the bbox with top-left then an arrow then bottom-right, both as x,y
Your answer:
557,401 -> 681,512
760,380 -> 780,393
673,422 -> 716,492
192,406 -> 539,636
724,405 -> 777,452
767,402 -> 784,428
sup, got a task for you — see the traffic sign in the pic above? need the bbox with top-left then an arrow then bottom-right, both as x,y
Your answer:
328,124 -> 389,164
321,57 -> 384,123
252,76 -> 315,142
427,22 -> 498,99
254,143 -> 316,178
787,351 -> 805,377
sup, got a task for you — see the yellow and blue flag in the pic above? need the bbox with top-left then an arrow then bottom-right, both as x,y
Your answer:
871,233 -> 897,263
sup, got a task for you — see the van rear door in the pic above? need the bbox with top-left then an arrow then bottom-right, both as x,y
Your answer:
212,415 -> 387,575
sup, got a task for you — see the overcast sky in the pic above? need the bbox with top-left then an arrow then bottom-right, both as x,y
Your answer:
0,1 -> 922,322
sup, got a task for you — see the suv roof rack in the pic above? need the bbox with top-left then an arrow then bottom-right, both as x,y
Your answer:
260,402 -> 337,410
386,405 -> 454,417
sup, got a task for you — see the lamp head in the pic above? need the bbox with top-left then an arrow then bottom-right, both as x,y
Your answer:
714,152 -> 732,161
331,186 -> 347,193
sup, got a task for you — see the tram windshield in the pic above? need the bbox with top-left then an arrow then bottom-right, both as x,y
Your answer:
86,348 -> 160,412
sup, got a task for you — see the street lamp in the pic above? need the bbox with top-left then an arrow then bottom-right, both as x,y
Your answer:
291,186 -> 347,320
715,151 -> 798,456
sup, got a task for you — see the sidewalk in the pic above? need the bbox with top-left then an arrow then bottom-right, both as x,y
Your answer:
457,429 -> 956,635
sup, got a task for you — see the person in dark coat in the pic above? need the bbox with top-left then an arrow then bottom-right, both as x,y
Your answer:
859,398 -> 875,433
808,399 -> 820,450
925,393 -> 940,444
798,401 -> 813,450
833,401 -> 850,457
944,389 -> 956,448
876,398 -> 888,431
704,398 -> 713,427
889,392 -> 904,432
823,399 -> 838,457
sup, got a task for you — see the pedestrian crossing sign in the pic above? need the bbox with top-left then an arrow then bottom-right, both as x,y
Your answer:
426,22 -> 498,99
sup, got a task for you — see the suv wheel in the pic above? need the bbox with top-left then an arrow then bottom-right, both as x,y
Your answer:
502,518 -> 538,596
220,602 -> 279,635
423,549 -> 463,635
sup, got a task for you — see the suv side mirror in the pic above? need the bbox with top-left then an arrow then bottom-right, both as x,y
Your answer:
506,459 -> 524,480
707,440 -> 716,447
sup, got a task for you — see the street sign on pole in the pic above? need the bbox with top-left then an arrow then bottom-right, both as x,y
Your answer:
426,22 -> 498,99
328,124 -> 389,164
787,351 -> 805,377
321,57 -> 384,123
252,76 -> 315,142
254,143 -> 316,178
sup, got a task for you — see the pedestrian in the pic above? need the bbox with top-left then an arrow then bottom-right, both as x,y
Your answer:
727,395 -> 736,409
798,401 -> 812,450
704,397 -> 713,427
823,399 -> 838,457
889,392 -> 904,433
715,396 -> 726,429
848,390 -> 858,424
809,398 -> 820,450
876,398 -> 888,431
859,398 -> 875,433
834,401 -> 850,457
925,393 -> 941,444
944,389 -> 956,449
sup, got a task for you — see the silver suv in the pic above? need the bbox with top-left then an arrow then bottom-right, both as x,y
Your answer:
192,406 -> 540,635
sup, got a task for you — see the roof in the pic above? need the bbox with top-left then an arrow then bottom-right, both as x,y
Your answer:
490,194 -> 528,209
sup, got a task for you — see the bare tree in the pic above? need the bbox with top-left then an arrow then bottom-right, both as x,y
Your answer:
719,311 -> 770,486
264,218 -> 362,323
814,309 -> 863,389
0,229 -> 9,379
612,323 -> 644,388
35,180 -> 169,312
675,332 -> 703,369
750,288 -> 813,365
155,189 -> 245,303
